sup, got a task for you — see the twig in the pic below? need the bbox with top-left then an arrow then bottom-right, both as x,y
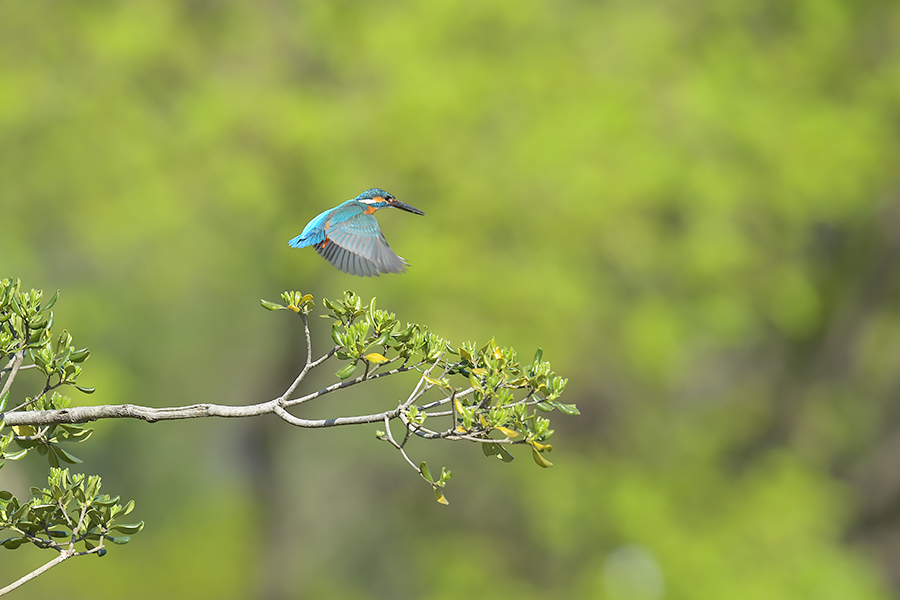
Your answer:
0,350 -> 24,406
282,363 -> 422,409
0,551 -> 72,597
380,415 -> 428,481
273,405 -> 402,428
276,314 -> 336,406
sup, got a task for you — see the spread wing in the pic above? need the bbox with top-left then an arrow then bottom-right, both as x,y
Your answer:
316,210 -> 408,277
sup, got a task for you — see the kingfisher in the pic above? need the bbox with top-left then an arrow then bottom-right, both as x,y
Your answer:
288,188 -> 425,276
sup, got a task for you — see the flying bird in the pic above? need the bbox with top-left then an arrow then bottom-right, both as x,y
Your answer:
288,188 -> 425,276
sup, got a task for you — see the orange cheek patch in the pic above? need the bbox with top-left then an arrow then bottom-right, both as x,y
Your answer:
365,205 -> 378,215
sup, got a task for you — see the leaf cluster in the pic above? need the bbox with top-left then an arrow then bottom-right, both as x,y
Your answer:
264,290 -> 579,501
323,291 -> 448,378
1,277 -> 141,563
0,278 -> 93,397
322,291 -> 576,453
0,468 -> 143,556
0,278 -> 95,468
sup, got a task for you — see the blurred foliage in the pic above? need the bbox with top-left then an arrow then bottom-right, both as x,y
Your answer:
1,0 -> 899,598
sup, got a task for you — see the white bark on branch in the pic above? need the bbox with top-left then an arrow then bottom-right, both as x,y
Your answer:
1,312 -> 426,428
0,364 -> 420,427
0,551 -> 71,597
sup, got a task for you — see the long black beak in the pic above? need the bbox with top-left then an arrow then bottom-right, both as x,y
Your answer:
392,200 -> 425,216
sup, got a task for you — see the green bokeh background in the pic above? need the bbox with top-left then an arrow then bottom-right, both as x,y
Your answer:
2,1 -> 900,598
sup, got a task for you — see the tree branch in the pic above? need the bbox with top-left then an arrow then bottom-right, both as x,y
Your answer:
0,550 -> 71,597
1,361 -> 425,427
0,350 -> 24,406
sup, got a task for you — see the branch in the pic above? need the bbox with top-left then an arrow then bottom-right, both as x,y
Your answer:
0,363 -> 423,427
0,350 -> 24,407
0,550 -> 71,597
1,400 -> 282,426
0,284 -> 574,555
282,363 -> 422,409
274,405 -> 401,428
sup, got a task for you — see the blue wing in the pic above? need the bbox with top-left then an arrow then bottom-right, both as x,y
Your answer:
289,200 -> 409,276
321,210 -> 408,277
287,207 -> 331,248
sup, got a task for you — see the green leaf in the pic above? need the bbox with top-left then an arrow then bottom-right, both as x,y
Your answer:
0,490 -> 13,501
420,461 -> 433,482
42,290 -> 60,311
4,448 -> 28,461
459,346 -> 474,363
496,445 -> 515,462
110,522 -> 144,535
74,386 -> 96,394
52,445 -> 83,464
550,401 -> 580,415
9,297 -> 24,319
433,487 -> 449,505
121,499 -> 135,516
58,426 -> 94,443
368,296 -> 377,318
439,467 -> 453,483
482,443 -> 515,462
69,348 -> 90,363
469,374 -> 483,390
260,299 -> 285,311
28,312 -> 48,330
2,537 -> 24,549
92,495 -> 121,507
10,502 -> 30,520
108,535 -> 131,545
335,362 -> 357,380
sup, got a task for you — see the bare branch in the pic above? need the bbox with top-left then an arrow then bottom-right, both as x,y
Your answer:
274,405 -> 401,428
0,350 -> 24,406
282,363 -> 422,408
0,551 -> 72,597
276,314 -> 336,406
419,387 -> 475,410
0,359 -> 425,427
381,415 -> 428,480
1,399 -> 283,426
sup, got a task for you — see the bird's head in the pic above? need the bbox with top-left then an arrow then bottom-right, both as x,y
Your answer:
356,188 -> 425,216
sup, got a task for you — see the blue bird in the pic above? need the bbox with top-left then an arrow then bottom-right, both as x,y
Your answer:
288,188 -> 425,277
